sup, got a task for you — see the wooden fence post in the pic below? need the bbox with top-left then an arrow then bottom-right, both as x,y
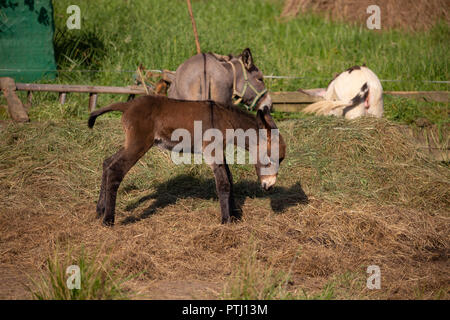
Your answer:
59,92 -> 67,105
89,93 -> 98,112
24,91 -> 33,110
0,77 -> 29,122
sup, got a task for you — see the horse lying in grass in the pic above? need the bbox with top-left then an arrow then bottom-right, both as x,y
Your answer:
302,65 -> 384,119
88,95 -> 286,226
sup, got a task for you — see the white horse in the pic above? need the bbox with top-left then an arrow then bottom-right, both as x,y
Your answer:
302,66 -> 383,119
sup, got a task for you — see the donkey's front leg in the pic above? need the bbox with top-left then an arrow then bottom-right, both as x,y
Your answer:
211,163 -> 233,224
223,160 -> 241,220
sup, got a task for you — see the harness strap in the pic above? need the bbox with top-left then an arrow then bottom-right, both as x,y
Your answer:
226,59 -> 267,110
227,60 -> 243,105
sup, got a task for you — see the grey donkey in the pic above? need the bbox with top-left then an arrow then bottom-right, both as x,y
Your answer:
166,48 -> 272,111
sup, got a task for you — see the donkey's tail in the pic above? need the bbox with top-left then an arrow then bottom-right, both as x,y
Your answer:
302,82 -> 369,116
88,102 -> 129,128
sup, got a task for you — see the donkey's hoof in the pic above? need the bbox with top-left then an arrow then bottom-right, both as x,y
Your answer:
96,205 -> 105,219
230,208 -> 242,220
102,217 -> 115,227
230,215 -> 241,223
221,216 -> 231,224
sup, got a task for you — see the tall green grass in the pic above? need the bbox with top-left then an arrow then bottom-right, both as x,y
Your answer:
1,0 -> 448,125
48,0 -> 448,91
27,247 -> 130,300
383,95 -> 449,132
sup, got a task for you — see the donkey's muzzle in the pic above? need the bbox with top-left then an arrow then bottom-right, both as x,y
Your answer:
257,93 -> 273,112
262,182 -> 273,191
261,175 -> 277,191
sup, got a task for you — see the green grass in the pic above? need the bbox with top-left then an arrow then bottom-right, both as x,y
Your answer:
1,0 -> 447,127
27,246 -> 130,300
383,95 -> 449,131
1,0 -> 448,125
1,2 -> 448,298
270,94 -> 449,140
48,0 -> 448,91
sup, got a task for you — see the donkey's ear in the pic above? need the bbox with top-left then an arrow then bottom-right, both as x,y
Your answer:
262,106 -> 278,130
241,48 -> 254,70
257,106 -> 278,130
256,109 -> 265,129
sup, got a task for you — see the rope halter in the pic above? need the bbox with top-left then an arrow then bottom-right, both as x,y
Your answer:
227,59 -> 267,110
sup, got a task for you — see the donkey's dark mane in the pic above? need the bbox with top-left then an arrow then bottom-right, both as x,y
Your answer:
207,52 -> 235,62
148,94 -> 255,122
212,100 -> 254,119
207,52 -> 259,75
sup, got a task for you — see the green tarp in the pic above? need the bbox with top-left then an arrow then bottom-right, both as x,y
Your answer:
0,0 -> 57,82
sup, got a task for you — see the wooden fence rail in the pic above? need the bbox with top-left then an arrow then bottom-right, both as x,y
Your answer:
0,77 -> 448,121
0,77 -> 151,121
15,82 -> 148,112
270,90 -> 449,112
15,83 -> 146,95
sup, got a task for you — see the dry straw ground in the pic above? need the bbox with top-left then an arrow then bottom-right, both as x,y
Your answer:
0,115 -> 448,299
281,0 -> 450,31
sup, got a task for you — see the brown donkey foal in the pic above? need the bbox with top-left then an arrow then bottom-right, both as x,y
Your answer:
88,95 -> 285,226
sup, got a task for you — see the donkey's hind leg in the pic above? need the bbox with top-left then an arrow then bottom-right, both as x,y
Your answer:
102,142 -> 152,226
96,148 -> 124,219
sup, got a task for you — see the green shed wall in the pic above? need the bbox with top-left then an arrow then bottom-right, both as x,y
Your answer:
0,0 -> 57,82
